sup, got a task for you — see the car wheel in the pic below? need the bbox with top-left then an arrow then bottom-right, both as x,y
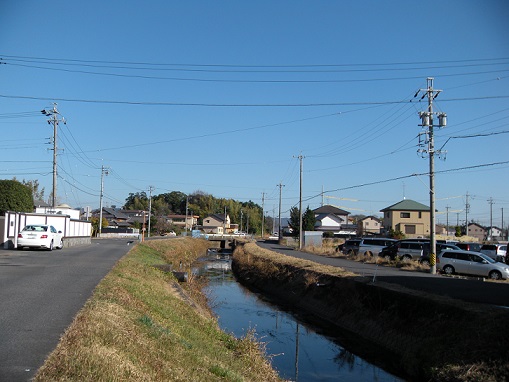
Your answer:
48,240 -> 54,251
347,250 -> 354,255
443,265 -> 455,275
402,254 -> 412,261
420,259 -> 430,266
488,270 -> 502,280
57,239 -> 63,249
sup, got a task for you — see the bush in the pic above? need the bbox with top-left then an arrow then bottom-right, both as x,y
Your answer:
0,180 -> 33,215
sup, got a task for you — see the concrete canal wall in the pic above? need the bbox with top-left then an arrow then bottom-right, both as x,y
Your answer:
232,243 -> 509,381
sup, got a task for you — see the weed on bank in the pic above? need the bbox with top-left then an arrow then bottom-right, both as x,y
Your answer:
34,238 -> 280,382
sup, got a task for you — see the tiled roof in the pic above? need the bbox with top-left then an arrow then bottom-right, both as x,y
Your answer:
313,205 -> 350,215
380,199 -> 430,212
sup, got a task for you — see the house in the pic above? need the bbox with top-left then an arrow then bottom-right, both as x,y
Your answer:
93,208 -> 131,227
465,222 -> 486,241
358,216 -> 382,236
486,226 -> 503,241
35,203 -> 81,220
380,199 -> 430,238
312,205 -> 349,233
203,213 -> 230,234
166,214 -> 198,231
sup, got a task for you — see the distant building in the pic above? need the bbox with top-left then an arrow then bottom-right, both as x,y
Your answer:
465,222 -> 486,242
380,199 -> 430,238
312,205 -> 350,234
203,213 -> 230,234
35,203 -> 81,220
358,216 -> 382,236
166,214 -> 198,231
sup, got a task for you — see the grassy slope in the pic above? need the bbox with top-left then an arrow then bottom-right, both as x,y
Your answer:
34,238 -> 280,382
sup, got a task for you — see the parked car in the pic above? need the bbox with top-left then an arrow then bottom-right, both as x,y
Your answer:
419,243 -> 461,265
379,240 -> 429,261
437,250 -> 509,280
455,242 -> 482,252
17,224 -> 63,251
357,238 -> 398,257
480,244 -> 507,262
337,239 -> 362,255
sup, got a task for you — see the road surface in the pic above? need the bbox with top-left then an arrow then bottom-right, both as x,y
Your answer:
0,239 -> 132,382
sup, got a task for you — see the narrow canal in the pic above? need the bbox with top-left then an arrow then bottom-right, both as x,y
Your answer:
195,252 -> 403,382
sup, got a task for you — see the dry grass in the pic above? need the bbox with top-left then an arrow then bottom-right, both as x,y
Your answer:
34,237 -> 281,382
235,241 -> 509,381
240,243 -> 357,278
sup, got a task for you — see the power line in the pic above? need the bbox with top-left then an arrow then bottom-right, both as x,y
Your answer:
1,93 -> 508,108
6,61 -> 509,83
3,55 -> 509,73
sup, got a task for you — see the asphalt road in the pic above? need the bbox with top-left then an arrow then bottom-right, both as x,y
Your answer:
257,240 -> 509,308
0,239 -> 132,382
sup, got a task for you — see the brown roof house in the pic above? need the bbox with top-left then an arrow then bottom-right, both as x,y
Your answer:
202,213 -> 230,234
380,199 -> 430,238
358,216 -> 382,236
466,222 -> 486,242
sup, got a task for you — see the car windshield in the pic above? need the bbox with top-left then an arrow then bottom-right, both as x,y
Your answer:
478,253 -> 496,263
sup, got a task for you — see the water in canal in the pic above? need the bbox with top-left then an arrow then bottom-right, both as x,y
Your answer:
196,253 -> 403,382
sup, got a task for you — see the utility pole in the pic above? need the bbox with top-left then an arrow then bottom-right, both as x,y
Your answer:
277,182 -> 285,240
488,197 -> 494,241
148,186 -> 154,238
465,192 -> 470,237
417,77 -> 447,275
98,165 -> 109,237
502,208 -> 505,241
294,154 -> 305,250
240,209 -> 243,233
272,206 -> 276,233
185,195 -> 189,235
261,192 -> 266,238
223,205 -> 226,237
445,206 -> 450,237
41,103 -> 66,207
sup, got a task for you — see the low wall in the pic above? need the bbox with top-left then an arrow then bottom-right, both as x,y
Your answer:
232,243 -> 509,381
63,236 -> 92,248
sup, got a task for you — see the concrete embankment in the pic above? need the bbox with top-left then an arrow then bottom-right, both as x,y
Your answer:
232,242 -> 509,381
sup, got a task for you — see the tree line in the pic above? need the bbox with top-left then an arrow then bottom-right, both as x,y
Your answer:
123,190 -> 269,235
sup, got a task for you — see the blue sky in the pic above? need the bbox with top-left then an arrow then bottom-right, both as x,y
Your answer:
0,1 -> 508,228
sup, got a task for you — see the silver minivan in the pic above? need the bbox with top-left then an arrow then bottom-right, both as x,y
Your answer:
397,241 -> 429,261
357,238 -> 398,257
437,250 -> 509,280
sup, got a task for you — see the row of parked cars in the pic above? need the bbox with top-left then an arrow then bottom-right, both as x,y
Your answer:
337,237 -> 509,280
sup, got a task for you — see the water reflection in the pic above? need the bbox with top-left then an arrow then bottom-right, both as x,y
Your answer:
197,254 -> 402,382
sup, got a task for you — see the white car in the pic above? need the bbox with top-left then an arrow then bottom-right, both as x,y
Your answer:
17,224 -> 64,251
437,250 -> 509,280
